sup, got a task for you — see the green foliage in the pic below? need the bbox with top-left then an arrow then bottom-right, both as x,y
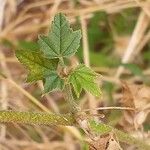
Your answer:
89,120 -> 112,135
2,13 -> 150,150
77,12 -> 120,67
77,10 -> 137,68
69,64 -> 101,97
144,123 -> 150,132
38,13 -> 81,59
143,50 -> 150,62
88,12 -> 113,53
81,143 -> 89,150
16,13 -> 101,105
103,81 -> 114,104
16,49 -> 59,82
122,63 -> 143,76
44,72 -> 64,93
110,8 -> 138,35
90,52 -> 119,67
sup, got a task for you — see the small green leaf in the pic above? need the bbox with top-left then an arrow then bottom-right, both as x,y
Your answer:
89,120 -> 112,135
69,64 -> 101,97
38,13 -> 81,59
43,72 -> 64,93
16,49 -> 58,82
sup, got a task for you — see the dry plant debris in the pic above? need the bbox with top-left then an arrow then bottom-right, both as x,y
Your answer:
89,133 -> 122,150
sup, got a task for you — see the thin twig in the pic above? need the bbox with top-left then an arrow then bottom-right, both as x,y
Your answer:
80,15 -> 90,67
0,0 -> 6,31
82,106 -> 135,112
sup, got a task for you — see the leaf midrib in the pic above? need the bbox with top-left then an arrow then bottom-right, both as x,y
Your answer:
40,36 -> 59,56
62,33 -> 78,55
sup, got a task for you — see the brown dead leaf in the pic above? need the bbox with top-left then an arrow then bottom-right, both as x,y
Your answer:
89,133 -> 123,150
119,81 -> 136,131
133,86 -> 150,109
119,81 -> 150,131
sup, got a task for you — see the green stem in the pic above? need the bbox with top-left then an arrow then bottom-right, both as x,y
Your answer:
58,56 -> 80,113
64,84 -> 80,113
90,121 -> 150,150
0,111 -> 75,126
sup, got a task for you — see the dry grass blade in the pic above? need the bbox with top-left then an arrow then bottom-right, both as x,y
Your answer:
82,107 -> 135,112
115,11 -> 150,78
135,0 -> 150,17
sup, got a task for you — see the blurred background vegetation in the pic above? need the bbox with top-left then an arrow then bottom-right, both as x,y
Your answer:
0,0 -> 150,150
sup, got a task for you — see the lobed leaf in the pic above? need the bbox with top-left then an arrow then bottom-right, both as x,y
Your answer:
38,13 -> 81,59
16,49 -> 58,82
15,13 -> 82,93
69,64 -> 101,97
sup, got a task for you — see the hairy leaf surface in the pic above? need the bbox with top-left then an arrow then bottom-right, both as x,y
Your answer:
38,13 -> 81,59
16,49 -> 58,82
69,64 -> 101,97
44,72 -> 64,93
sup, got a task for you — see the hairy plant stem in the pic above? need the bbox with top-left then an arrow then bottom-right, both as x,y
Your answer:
60,57 -> 80,114
0,111 -> 75,126
0,110 -> 149,149
64,84 -> 80,113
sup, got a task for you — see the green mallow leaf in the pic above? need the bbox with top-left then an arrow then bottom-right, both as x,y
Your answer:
38,13 -> 81,59
44,72 -> 64,93
16,49 -> 59,82
69,64 -> 101,97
